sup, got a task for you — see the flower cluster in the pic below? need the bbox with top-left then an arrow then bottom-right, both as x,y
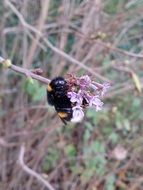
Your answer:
66,75 -> 110,122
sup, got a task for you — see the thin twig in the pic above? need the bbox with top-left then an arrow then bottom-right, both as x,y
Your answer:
18,145 -> 55,190
26,0 -> 50,67
96,40 -> 143,59
76,31 -> 143,59
0,56 -> 50,84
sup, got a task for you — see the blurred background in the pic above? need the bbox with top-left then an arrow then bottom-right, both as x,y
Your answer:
0,0 -> 143,189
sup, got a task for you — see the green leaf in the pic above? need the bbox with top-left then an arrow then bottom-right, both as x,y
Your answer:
123,119 -> 131,131
132,98 -> 141,108
109,132 -> 119,144
83,129 -> 91,142
86,108 -> 96,118
24,79 -> 39,96
42,148 -> 59,171
90,141 -> 105,153
105,0 -> 120,14
84,155 -> 106,177
105,174 -> 116,190
131,72 -> 142,93
80,168 -> 95,184
33,86 -> 46,102
65,144 -> 77,157
115,111 -> 123,129
85,122 -> 93,131
102,56 -> 111,67
24,79 -> 45,102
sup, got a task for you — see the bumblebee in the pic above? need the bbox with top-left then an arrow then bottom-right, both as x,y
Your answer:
47,77 -> 73,124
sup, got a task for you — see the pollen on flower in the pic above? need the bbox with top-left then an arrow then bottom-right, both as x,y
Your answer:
66,74 -> 110,122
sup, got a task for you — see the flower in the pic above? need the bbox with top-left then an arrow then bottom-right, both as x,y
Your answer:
71,106 -> 84,123
90,81 -> 111,96
89,96 -> 104,111
101,82 -> 111,96
77,75 -> 92,89
67,91 -> 83,106
89,83 -> 98,91
65,74 -> 111,122
81,91 -> 92,104
111,145 -> 128,160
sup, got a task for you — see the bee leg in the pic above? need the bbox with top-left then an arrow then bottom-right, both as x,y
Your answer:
60,117 -> 67,125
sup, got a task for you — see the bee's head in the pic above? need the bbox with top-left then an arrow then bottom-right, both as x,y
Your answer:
49,77 -> 68,96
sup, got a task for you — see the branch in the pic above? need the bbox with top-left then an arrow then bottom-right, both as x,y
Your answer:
5,0 -> 110,82
18,145 -> 55,190
96,40 -> 143,59
0,57 -> 50,84
76,27 -> 143,59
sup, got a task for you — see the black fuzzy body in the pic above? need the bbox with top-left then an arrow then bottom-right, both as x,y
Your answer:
47,77 -> 73,123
